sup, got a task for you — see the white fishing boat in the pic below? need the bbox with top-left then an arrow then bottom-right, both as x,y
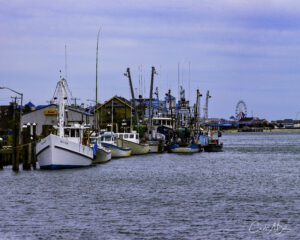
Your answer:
116,131 -> 149,155
90,135 -> 112,163
146,129 -> 166,153
36,78 -> 93,169
100,132 -> 131,158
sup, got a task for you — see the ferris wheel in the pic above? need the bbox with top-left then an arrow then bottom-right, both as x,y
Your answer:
235,100 -> 247,120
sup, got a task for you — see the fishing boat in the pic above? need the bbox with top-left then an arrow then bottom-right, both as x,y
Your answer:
204,140 -> 223,152
203,130 -> 223,152
90,135 -> 111,163
168,127 -> 201,153
89,30 -> 113,163
146,129 -> 166,153
116,131 -> 149,155
100,132 -> 131,158
36,78 -> 93,169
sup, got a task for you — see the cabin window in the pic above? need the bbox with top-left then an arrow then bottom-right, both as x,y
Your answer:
130,134 -> 134,138
136,135 -> 139,139
90,138 -> 96,144
76,129 -> 80,137
105,136 -> 111,141
163,120 -> 166,125
64,129 -> 70,137
71,129 -> 75,137
101,137 -> 104,141
124,134 -> 129,139
167,120 -> 170,125
119,134 -> 123,139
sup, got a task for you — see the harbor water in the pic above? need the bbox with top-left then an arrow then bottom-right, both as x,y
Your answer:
0,131 -> 299,239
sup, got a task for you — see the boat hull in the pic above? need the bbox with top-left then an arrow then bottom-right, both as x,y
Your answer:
117,139 -> 149,155
101,142 -> 131,158
168,143 -> 200,153
204,143 -> 223,152
36,134 -> 93,169
147,140 -> 165,153
93,147 -> 111,163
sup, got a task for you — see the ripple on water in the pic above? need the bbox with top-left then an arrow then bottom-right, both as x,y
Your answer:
0,132 -> 299,239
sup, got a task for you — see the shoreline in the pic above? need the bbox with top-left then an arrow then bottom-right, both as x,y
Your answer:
223,128 -> 300,133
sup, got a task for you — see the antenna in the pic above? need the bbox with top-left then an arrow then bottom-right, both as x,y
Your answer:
71,97 -> 81,107
188,61 -> 191,101
65,44 -> 68,79
178,63 -> 180,101
95,28 -> 101,130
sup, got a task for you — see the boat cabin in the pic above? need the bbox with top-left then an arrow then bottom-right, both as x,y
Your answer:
152,117 -> 173,129
62,124 -> 90,144
115,132 -> 139,144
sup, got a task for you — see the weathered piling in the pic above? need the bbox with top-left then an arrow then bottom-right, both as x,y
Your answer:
12,121 -> 19,172
0,140 -> 3,170
22,128 -> 31,170
32,143 -> 36,170
0,151 -> 3,170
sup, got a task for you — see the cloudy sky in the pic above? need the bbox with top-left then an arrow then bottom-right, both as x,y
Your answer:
1,0 -> 300,120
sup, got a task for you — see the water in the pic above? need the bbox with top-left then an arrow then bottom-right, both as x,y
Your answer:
0,131 -> 299,239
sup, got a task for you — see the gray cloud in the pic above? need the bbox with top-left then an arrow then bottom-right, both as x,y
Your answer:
1,0 -> 300,119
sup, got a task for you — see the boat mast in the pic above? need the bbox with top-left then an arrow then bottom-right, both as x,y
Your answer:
204,90 -> 211,123
95,28 -> 100,131
125,68 -> 139,124
195,89 -> 202,133
148,66 -> 156,136
58,79 -> 66,138
111,99 -> 114,133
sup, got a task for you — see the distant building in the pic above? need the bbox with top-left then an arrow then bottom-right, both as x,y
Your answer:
21,104 -> 94,136
282,119 -> 294,129
96,96 -> 134,131
0,104 -> 14,130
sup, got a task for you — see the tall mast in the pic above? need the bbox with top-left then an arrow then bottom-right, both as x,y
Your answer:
65,45 -> 68,80
58,79 -> 66,138
177,63 -> 180,101
204,90 -> 211,123
95,28 -> 101,131
125,68 -> 139,123
148,66 -> 156,135
111,99 -> 114,132
195,89 -> 202,131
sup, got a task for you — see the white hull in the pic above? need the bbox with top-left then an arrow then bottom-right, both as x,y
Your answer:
93,147 -> 111,163
36,134 -> 93,169
117,139 -> 149,155
101,142 -> 131,158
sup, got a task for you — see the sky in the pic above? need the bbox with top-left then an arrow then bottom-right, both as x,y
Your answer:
1,0 -> 300,120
